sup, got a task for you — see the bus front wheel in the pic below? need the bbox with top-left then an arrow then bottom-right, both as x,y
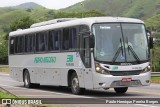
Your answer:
114,87 -> 128,94
71,72 -> 85,95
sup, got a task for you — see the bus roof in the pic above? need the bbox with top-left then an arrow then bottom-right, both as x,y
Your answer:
9,17 -> 144,36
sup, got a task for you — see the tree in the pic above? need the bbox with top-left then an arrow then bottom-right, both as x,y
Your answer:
0,35 -> 8,64
0,16 -> 36,64
145,14 -> 160,32
45,10 -> 56,20
4,16 -> 36,40
83,10 -> 106,17
10,16 -> 35,31
54,10 -> 105,18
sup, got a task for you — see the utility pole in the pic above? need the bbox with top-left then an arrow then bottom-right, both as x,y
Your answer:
81,3 -> 84,18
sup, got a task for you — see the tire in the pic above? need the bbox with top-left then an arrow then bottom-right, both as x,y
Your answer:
24,70 -> 32,88
114,87 -> 128,94
70,72 -> 85,95
24,70 -> 40,88
103,88 -> 109,90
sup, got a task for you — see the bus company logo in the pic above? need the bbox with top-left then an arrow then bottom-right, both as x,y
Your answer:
34,56 -> 56,64
67,55 -> 73,62
112,66 -> 118,70
2,99 -> 11,105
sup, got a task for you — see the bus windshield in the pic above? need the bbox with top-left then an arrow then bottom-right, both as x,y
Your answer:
93,23 -> 149,63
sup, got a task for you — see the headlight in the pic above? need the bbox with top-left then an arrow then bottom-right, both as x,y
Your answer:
95,63 -> 110,75
141,65 -> 151,73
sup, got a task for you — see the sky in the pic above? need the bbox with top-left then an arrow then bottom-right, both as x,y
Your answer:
0,0 -> 84,9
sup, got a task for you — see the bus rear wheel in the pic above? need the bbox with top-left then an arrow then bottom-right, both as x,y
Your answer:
24,70 -> 40,88
114,87 -> 128,94
71,72 -> 85,95
24,70 -> 32,88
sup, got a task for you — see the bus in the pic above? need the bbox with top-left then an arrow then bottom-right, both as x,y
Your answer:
9,17 -> 153,95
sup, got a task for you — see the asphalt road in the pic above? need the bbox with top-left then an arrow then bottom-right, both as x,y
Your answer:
0,72 -> 160,107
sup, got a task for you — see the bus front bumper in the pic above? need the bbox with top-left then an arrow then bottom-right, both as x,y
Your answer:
93,71 -> 151,89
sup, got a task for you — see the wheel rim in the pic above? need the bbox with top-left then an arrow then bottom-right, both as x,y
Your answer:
24,73 -> 29,86
72,77 -> 79,92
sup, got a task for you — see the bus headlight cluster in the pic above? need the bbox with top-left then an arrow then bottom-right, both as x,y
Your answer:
142,65 -> 151,73
95,63 -> 110,75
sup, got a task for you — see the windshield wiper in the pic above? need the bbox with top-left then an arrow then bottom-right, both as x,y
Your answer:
128,45 -> 140,63
112,38 -> 124,63
126,37 -> 140,63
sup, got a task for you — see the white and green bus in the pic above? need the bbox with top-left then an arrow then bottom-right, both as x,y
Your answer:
9,17 -> 153,95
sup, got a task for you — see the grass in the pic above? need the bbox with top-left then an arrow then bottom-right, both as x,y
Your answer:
151,76 -> 160,84
0,67 -> 9,72
0,91 -> 16,98
151,76 -> 160,80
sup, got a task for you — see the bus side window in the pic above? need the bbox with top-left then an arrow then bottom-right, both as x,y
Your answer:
62,28 -> 69,50
36,32 -> 47,52
48,31 -> 54,51
55,31 -> 60,50
69,28 -> 77,50
62,27 -> 77,51
25,35 -> 29,53
29,34 -> 35,52
14,36 -> 18,53
10,37 -> 15,54
25,35 -> 31,53
36,33 -> 40,52
19,36 -> 24,53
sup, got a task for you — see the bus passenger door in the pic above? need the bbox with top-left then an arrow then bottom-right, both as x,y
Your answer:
79,33 -> 93,89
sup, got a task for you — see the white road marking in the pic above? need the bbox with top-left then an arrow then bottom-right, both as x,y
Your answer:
0,80 -> 22,83
135,104 -> 159,107
0,73 -> 9,76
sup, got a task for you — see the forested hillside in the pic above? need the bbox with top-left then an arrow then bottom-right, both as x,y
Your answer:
63,0 -> 160,19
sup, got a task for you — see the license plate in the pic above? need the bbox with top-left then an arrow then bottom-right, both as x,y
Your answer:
122,78 -> 132,82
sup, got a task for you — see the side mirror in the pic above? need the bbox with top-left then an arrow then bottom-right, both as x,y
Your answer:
149,36 -> 153,49
146,29 -> 151,37
146,30 -> 153,49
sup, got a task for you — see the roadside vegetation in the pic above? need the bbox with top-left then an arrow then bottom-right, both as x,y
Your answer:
0,67 -> 9,72
151,77 -> 160,84
0,91 -> 17,98
151,77 -> 160,81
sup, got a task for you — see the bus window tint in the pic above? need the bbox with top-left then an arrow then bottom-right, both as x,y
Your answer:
25,34 -> 35,53
19,36 -> 24,53
28,34 -> 35,52
10,37 -> 14,54
62,28 -> 77,51
48,31 -> 54,51
25,35 -> 28,52
69,28 -> 77,50
14,37 -> 18,53
62,28 -> 69,50
36,32 -> 47,52
15,36 -> 24,53
55,31 -> 60,50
